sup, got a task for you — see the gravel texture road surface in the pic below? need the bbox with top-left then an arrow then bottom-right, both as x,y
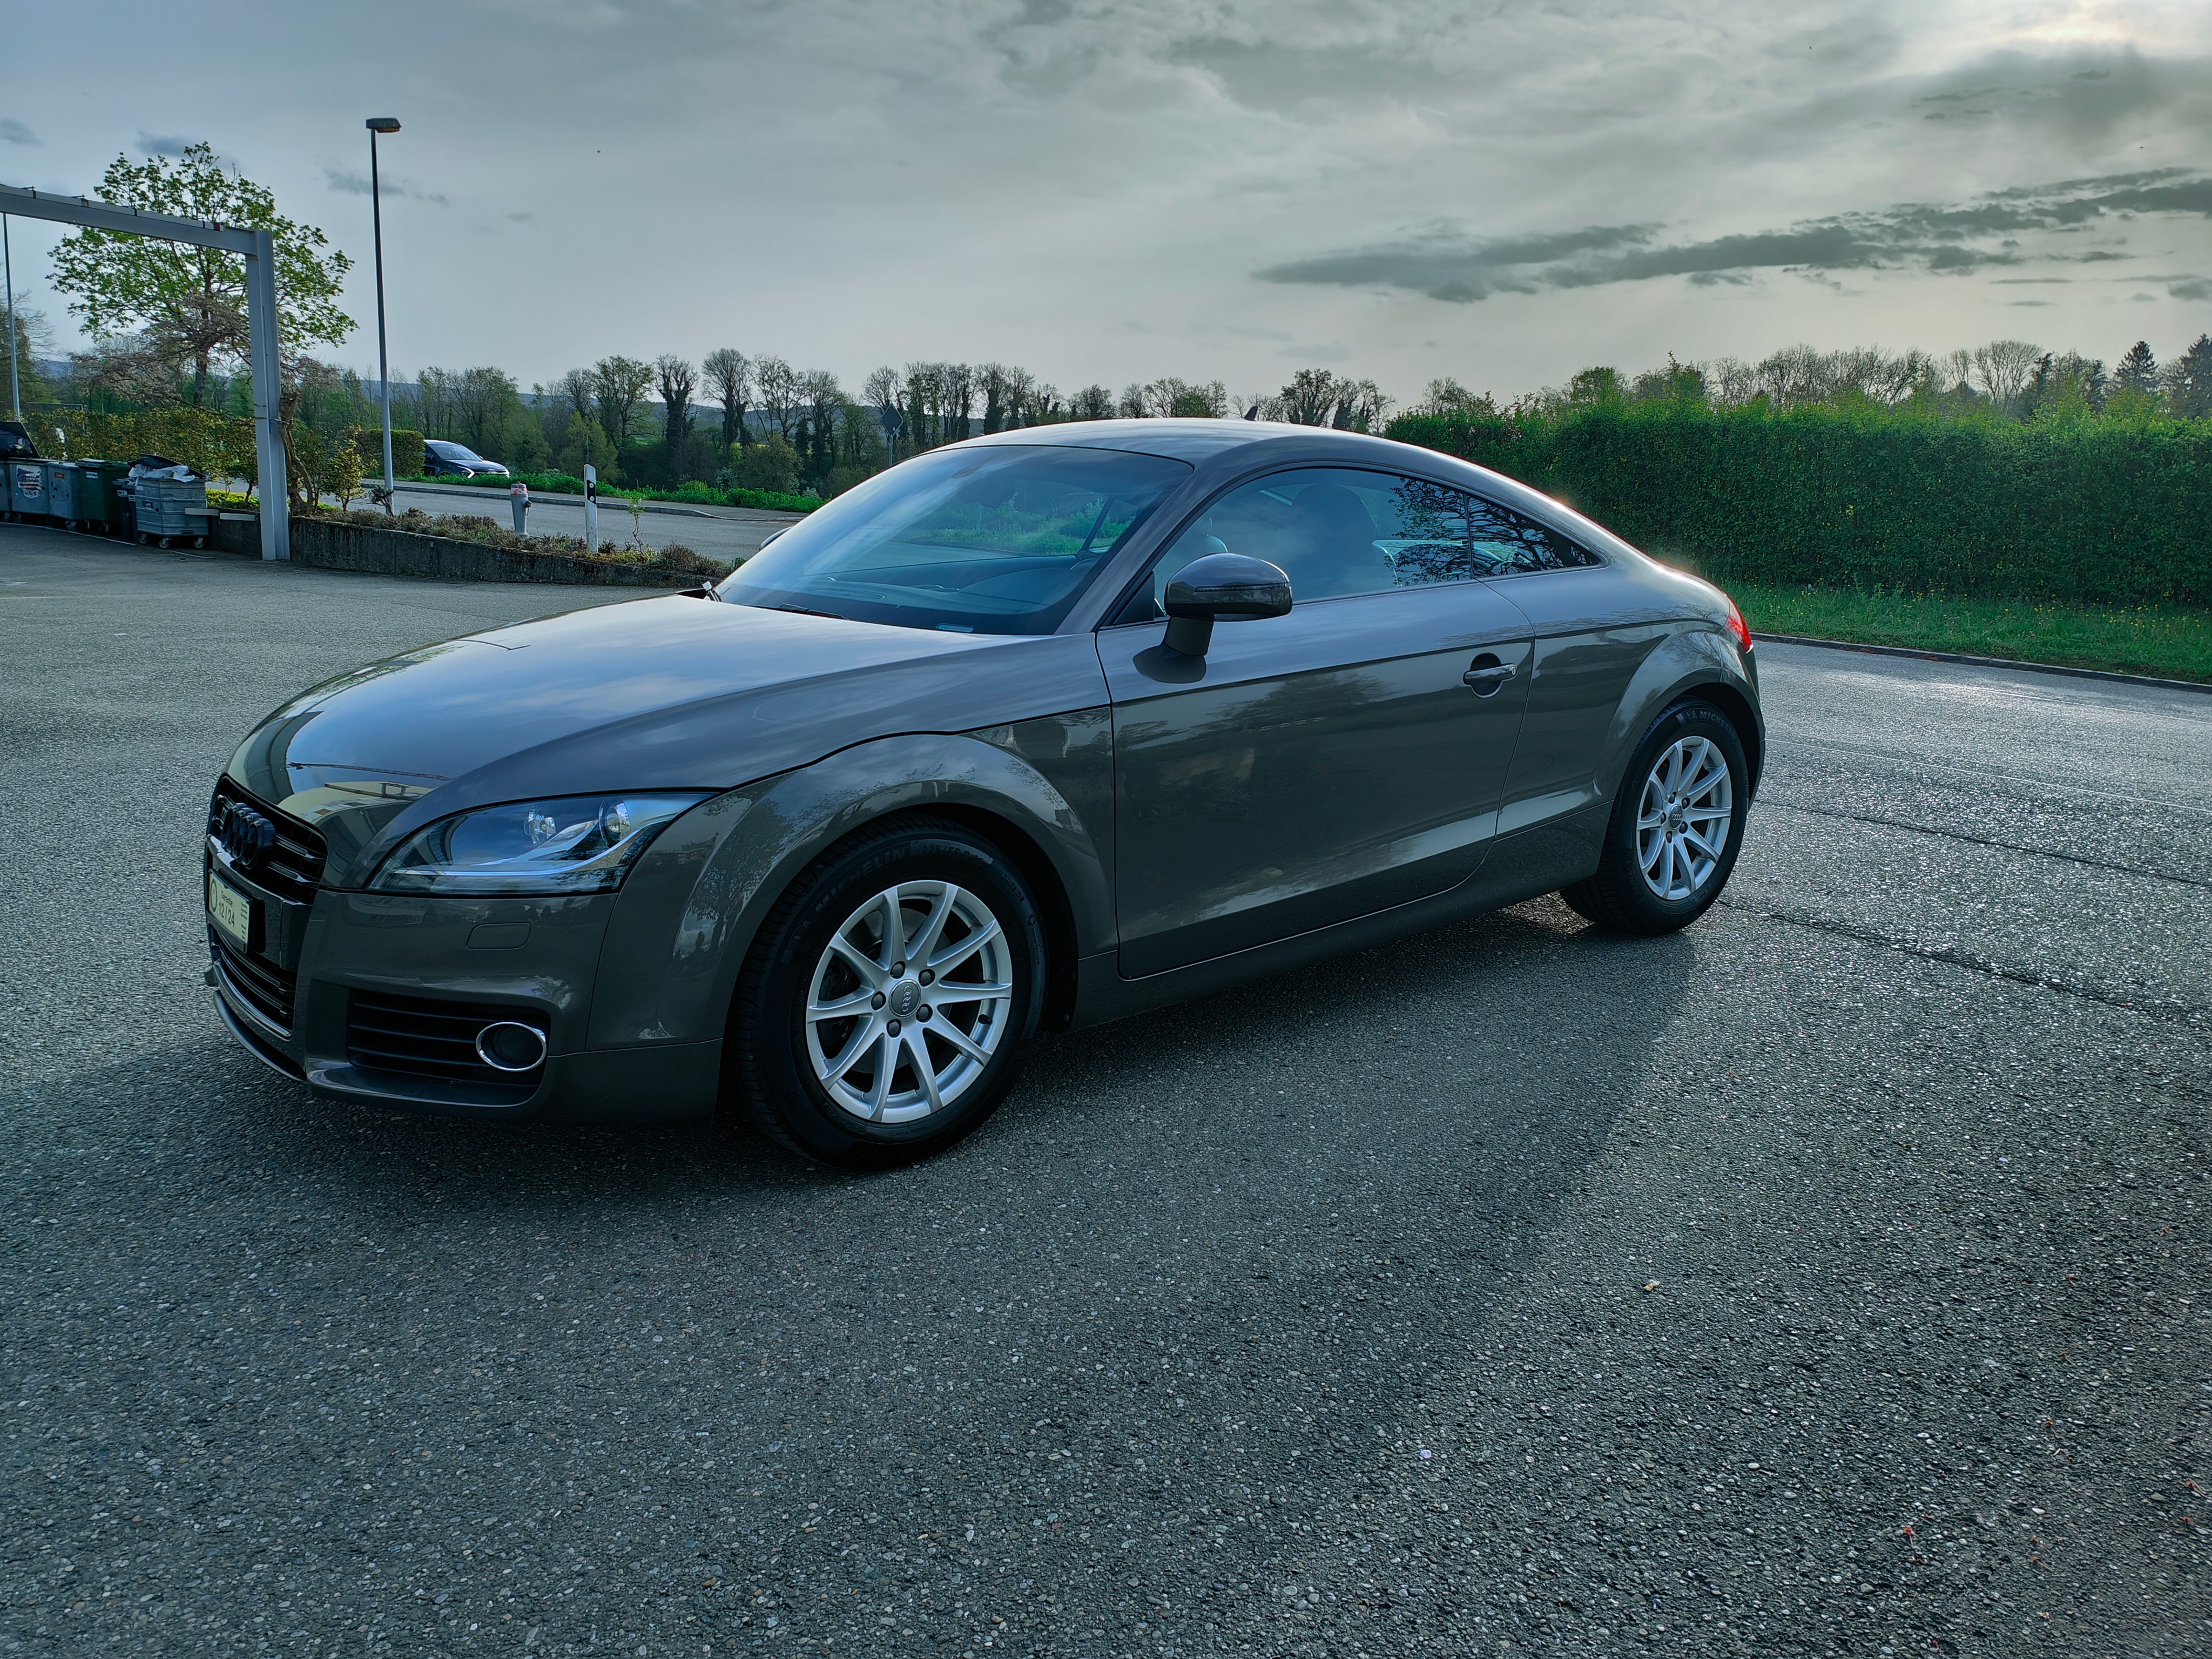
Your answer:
4,521 -> 2206,1658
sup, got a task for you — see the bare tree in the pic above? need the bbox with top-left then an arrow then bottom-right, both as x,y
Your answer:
1328,379 -> 1390,431
799,368 -> 843,464
941,363 -> 976,442
556,367 -> 596,424
979,363 -> 1011,434
999,366 -> 1037,428
591,355 -> 655,448
1069,385 -> 1115,421
656,355 -> 697,463
1970,339 -> 2044,411
863,365 -> 903,460
1274,369 -> 1342,425
754,356 -> 801,443
702,348 -> 751,452
902,362 -> 942,449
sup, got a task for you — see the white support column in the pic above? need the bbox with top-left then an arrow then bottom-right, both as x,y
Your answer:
244,228 -> 289,561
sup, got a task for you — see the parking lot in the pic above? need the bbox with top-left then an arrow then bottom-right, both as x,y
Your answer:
4,520 -> 2206,1657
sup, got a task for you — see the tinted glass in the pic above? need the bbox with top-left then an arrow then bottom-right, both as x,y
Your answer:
719,444 -> 1190,635
1121,467 -> 1600,620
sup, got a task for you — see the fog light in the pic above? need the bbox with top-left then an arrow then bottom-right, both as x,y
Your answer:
475,1020 -> 548,1073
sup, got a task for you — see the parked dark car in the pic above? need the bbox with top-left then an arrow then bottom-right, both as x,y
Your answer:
422,439 -> 509,478
205,421 -> 1761,1166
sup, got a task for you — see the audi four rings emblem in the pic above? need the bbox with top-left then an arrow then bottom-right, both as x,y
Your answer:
219,803 -> 278,871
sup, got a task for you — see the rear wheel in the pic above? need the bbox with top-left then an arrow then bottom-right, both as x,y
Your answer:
1562,698 -> 1748,935
726,815 -> 1046,1168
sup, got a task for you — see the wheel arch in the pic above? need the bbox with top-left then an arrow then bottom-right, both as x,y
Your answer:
924,802 -> 1083,1034
591,730 -> 1111,1053
1679,677 -> 1763,798
1595,629 -> 1765,808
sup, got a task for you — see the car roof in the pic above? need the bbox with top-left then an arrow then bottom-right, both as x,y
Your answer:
953,417 -> 1415,467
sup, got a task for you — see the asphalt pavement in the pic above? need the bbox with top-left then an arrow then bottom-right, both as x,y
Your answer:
3,519 -> 2206,1658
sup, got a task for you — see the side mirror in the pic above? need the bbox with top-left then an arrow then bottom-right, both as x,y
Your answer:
1162,552 -> 1292,656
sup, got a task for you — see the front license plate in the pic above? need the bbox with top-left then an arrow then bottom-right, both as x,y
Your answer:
207,873 -> 254,945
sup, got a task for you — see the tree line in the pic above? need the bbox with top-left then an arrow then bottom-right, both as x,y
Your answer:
1419,336 -> 2212,426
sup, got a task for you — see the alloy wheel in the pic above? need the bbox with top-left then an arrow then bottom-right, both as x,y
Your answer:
802,880 -> 1014,1124
1635,735 -> 1735,901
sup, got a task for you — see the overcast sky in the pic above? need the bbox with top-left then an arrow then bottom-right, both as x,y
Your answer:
5,0 -> 2210,404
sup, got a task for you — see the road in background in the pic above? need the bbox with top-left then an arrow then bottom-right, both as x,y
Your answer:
384,482 -> 803,565
4,521 -> 2207,1657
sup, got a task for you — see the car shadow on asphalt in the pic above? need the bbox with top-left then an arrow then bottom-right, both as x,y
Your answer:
132,895 -> 1700,1222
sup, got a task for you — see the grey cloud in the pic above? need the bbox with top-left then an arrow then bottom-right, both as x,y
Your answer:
325,166 -> 448,206
137,132 -> 195,156
1909,49 -> 2212,143
0,119 -> 36,146
1257,172 -> 2212,302
1166,37 -> 1455,110
2172,278 -> 2212,301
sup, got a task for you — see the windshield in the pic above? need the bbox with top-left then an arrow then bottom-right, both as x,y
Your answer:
717,444 -> 1190,635
430,441 -> 482,461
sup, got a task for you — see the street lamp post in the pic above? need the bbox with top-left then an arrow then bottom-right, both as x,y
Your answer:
3,212 -> 19,421
366,117 -> 401,509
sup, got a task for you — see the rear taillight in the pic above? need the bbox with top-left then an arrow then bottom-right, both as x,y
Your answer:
1722,595 -> 1752,655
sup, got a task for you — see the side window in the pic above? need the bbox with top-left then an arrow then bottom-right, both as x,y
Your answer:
1117,467 -> 1599,623
1448,491 -> 1604,576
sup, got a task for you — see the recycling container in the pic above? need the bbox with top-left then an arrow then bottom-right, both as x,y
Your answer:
46,461 -> 86,527
70,459 -> 129,532
8,458 -> 51,522
133,474 -> 210,544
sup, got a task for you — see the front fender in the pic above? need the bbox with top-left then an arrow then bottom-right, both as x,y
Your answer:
1596,628 -> 1764,806
585,718 -> 1114,1051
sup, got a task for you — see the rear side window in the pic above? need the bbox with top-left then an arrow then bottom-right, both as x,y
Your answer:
1117,466 -> 1600,621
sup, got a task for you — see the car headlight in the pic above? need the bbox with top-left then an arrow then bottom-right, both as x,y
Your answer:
367,793 -> 709,896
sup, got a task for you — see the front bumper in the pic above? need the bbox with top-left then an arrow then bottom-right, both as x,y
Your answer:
207,861 -> 721,1124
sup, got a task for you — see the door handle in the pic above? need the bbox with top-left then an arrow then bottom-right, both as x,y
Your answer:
1462,655 -> 1516,696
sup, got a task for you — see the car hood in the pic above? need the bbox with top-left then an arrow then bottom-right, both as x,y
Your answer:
227,595 -> 1107,885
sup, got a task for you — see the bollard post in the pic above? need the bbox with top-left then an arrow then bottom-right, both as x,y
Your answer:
583,464 -> 597,551
510,480 -> 529,536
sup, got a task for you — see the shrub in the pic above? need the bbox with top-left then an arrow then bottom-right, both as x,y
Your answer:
729,434 -> 799,494
1387,404 -> 2212,608
347,426 -> 426,481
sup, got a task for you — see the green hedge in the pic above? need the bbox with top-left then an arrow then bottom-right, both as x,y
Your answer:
1387,407 -> 2212,608
418,469 -> 821,515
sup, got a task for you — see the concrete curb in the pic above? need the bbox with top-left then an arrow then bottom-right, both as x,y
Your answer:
1752,632 -> 2212,696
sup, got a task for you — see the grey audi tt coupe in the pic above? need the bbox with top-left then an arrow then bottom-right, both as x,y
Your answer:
206,420 -> 1761,1166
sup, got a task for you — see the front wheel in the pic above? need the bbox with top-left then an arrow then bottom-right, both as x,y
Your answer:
1562,698 -> 1749,935
726,815 -> 1046,1169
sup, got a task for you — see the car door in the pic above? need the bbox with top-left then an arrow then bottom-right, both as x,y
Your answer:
1453,497 -> 1669,839
1100,466 -> 1535,979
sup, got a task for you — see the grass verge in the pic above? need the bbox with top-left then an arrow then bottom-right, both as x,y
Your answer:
1728,584 -> 2212,684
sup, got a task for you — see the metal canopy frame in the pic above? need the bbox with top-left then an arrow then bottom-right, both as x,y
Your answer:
0,182 -> 290,559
